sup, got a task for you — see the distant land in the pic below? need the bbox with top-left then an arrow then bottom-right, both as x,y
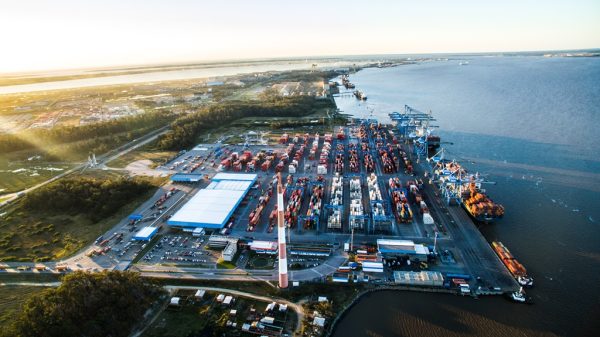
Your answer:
1,49 -> 598,88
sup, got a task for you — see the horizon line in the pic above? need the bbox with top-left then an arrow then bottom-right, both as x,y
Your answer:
1,47 -> 599,77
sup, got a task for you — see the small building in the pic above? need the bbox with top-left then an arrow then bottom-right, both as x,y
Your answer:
222,241 -> 237,262
332,274 -> 349,283
216,294 -> 225,302
279,304 -> 288,312
377,239 -> 430,260
169,297 -> 180,306
194,289 -> 205,299
265,302 -> 277,312
260,317 -> 275,324
229,309 -> 237,316
313,316 -> 326,327
192,227 -> 205,237
317,296 -> 328,302
362,261 -> 384,273
133,226 -> 158,241
223,295 -> 233,305
249,240 -> 278,255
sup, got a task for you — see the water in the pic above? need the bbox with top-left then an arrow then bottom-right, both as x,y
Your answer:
332,57 -> 600,337
0,59 -> 366,95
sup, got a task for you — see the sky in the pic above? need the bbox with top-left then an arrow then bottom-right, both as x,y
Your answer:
0,0 -> 599,73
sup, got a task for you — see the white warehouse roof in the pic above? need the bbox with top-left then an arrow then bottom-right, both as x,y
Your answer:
168,173 -> 257,228
212,173 -> 257,181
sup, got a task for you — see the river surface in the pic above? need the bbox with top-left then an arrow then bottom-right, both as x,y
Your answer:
332,57 -> 600,337
0,58 -> 370,95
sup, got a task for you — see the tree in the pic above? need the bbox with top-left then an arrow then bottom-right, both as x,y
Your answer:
8,271 -> 165,337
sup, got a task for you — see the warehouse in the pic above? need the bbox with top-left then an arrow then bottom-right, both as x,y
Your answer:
170,173 -> 205,182
249,240 -> 278,255
393,271 -> 444,287
168,173 -> 257,229
133,226 -> 159,241
377,239 -> 431,260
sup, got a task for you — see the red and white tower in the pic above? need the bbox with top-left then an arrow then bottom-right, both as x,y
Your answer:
276,173 -> 288,288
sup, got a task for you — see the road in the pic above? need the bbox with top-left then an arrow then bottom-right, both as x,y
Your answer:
165,286 -> 305,335
0,126 -> 171,207
131,254 -> 346,282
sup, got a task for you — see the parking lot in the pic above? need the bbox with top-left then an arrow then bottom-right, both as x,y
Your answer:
137,234 -> 220,267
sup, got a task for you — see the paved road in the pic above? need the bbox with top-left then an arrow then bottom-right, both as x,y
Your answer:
132,253 -> 347,282
0,126 -> 170,207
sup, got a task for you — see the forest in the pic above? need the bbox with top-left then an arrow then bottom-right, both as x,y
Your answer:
3,271 -> 165,337
22,176 -> 155,222
157,96 -> 334,150
0,111 -> 175,159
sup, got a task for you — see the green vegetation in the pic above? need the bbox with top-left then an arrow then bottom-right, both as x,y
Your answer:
107,146 -> 177,169
216,258 -> 236,269
144,291 -> 266,337
22,176 -> 154,222
157,96 -> 335,151
0,174 -> 163,261
0,286 -> 50,329
3,271 -> 165,337
0,111 -> 175,161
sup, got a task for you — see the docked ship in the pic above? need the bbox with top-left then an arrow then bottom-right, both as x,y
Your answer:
341,75 -> 355,89
426,134 -> 440,156
492,241 -> 533,287
462,183 -> 505,222
353,90 -> 367,101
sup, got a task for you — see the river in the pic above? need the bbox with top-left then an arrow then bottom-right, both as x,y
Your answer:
332,56 -> 600,337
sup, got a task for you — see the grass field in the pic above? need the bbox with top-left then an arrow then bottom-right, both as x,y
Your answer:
0,172 -> 166,262
107,147 -> 177,169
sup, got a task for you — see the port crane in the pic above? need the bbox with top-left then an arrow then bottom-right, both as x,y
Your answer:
428,148 -> 496,205
389,106 -> 439,157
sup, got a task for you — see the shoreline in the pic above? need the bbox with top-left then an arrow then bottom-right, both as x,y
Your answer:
326,286 -> 477,337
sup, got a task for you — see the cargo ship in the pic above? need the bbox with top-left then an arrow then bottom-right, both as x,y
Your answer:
341,75 -> 355,89
433,160 -> 504,222
462,183 -> 505,222
492,241 -> 533,287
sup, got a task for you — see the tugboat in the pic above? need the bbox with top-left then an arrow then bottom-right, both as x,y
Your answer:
510,287 -> 527,303
353,90 -> 367,101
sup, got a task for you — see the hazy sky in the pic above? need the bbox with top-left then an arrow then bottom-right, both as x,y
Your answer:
1,0 -> 599,73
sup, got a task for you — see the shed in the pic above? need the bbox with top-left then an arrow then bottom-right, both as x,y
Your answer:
194,289 -> 205,299
133,227 -> 158,241
313,316 -> 326,327
169,297 -> 180,306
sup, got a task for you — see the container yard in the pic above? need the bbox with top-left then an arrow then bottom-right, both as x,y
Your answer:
124,106 -> 521,297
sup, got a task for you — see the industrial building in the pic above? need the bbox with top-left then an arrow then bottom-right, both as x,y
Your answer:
168,173 -> 257,229
222,240 -> 237,262
393,271 -> 444,287
207,235 -> 239,261
249,240 -> 278,255
377,239 -> 431,260
170,173 -> 205,182
133,226 -> 159,241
